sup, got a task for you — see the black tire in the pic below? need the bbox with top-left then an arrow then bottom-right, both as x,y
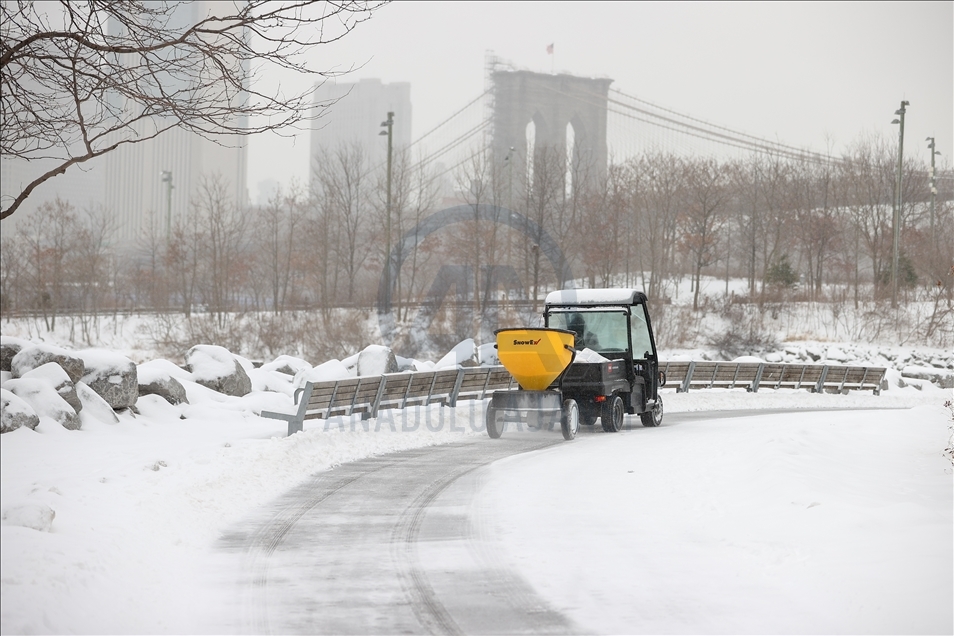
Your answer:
601,394 -> 624,432
640,394 -> 664,427
486,406 -> 503,439
561,399 -> 580,440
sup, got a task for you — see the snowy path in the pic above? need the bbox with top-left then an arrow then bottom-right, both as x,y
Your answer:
215,436 -> 576,634
210,406 -> 952,634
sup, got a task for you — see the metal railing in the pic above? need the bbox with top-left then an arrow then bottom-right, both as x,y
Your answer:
262,361 -> 887,436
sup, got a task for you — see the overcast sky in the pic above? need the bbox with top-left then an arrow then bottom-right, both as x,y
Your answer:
248,1 -> 953,202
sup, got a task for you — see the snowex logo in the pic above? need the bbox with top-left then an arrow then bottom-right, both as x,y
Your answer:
513,338 -> 543,346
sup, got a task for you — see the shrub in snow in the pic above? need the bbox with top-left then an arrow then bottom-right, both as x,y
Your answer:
1,388 -> 39,433
260,355 -> 312,377
0,336 -> 31,372
356,345 -> 398,376
185,344 -> 251,397
137,367 -> 189,405
4,377 -> 80,430
21,361 -> 82,414
78,349 -> 138,409
10,343 -> 85,384
1,502 -> 55,532
77,381 -> 119,425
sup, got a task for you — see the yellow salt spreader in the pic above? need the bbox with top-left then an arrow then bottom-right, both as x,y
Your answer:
486,288 -> 667,440
486,327 -> 581,440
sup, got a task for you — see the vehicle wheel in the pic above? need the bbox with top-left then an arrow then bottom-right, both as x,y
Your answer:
601,394 -> 624,432
561,399 -> 580,440
486,406 -> 503,439
640,394 -> 664,427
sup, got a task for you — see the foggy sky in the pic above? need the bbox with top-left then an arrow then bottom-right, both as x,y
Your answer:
247,1 -> 953,203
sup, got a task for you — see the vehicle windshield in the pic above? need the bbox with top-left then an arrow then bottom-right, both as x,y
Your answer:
548,310 -> 629,353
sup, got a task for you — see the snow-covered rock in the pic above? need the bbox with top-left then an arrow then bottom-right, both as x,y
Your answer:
21,361 -> 82,414
138,365 -> 189,406
356,345 -> 398,376
185,345 -> 251,397
77,381 -> 120,425
1,502 -> 55,532
4,377 -> 80,430
435,339 -> 478,368
293,359 -> 351,389
825,347 -> 848,362
260,355 -> 312,377
902,365 -> 954,389
1,388 -> 39,433
10,343 -> 85,384
478,342 -> 499,366
0,335 -> 31,372
77,349 -> 138,409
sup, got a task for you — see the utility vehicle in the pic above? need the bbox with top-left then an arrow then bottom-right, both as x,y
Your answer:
487,288 -> 665,440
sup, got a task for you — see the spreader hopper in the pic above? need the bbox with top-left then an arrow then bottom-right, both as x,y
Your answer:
495,327 -> 576,391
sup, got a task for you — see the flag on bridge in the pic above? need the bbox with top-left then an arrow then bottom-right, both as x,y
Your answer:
546,43 -> 554,55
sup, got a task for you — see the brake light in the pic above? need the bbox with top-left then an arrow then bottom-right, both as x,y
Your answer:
595,395 -> 606,403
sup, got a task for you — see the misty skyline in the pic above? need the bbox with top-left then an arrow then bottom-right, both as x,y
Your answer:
248,1 -> 953,204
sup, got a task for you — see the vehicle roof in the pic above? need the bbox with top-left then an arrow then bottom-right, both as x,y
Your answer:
544,288 -> 648,307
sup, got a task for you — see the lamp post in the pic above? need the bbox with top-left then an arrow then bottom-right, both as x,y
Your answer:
379,111 -> 394,312
160,170 -> 173,241
926,137 -> 940,239
890,100 -> 908,308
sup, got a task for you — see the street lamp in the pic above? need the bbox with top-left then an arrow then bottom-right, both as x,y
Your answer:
379,112 -> 394,312
926,137 -> 940,237
890,100 -> 908,308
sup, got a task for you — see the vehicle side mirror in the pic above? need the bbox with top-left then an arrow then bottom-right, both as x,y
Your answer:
658,370 -> 667,387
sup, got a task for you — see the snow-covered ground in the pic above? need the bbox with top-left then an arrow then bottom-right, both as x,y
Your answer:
1,292 -> 952,633
1,375 -> 950,633
484,403 -> 953,634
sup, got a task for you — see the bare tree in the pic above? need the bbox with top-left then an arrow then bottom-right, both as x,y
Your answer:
17,198 -> 80,329
1,0 -> 385,219
258,182 -> 305,313
191,174 -> 250,324
312,143 -> 372,303
681,158 -> 729,310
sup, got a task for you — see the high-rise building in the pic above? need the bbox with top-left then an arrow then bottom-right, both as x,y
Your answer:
310,78 -> 412,170
1,1 -> 248,245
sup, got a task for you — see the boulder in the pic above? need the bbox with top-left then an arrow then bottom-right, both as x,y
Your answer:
11,343 -> 85,384
186,345 -> 251,397
356,345 -> 399,376
138,370 -> 189,406
76,381 -> 120,425
1,502 -> 56,532
21,362 -> 82,414
1,388 -> 40,433
435,339 -> 479,369
902,365 -> 954,389
77,349 -> 138,409
0,336 -> 31,372
4,378 -> 80,430
260,355 -> 312,377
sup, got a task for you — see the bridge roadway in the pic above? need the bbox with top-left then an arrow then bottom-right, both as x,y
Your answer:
216,411 -> 784,634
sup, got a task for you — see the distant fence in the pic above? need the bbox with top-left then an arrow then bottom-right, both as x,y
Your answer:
262,361 -> 887,436
661,360 -> 886,395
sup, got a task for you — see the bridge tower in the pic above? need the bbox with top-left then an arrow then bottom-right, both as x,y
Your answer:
491,69 -> 613,194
